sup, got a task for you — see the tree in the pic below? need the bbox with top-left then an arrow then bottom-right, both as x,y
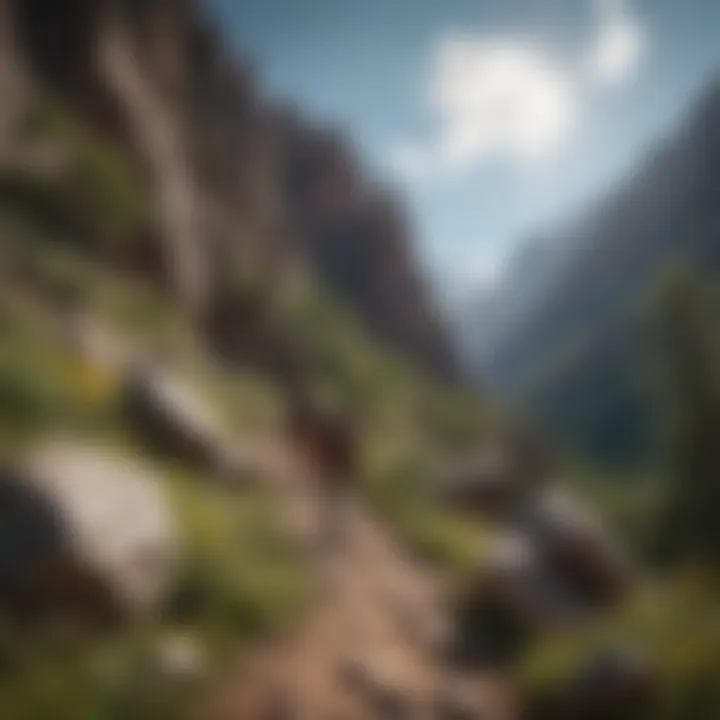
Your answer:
653,270 -> 720,568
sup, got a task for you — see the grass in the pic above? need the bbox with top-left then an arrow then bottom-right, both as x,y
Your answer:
1,97 -> 152,256
521,571 -> 720,719
168,475 -> 308,653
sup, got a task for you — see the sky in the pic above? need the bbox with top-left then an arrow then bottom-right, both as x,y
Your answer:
209,0 -> 720,302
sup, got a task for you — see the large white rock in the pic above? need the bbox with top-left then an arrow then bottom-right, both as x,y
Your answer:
0,442 -> 180,617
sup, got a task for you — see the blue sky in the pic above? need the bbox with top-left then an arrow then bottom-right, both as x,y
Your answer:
209,0 -> 720,300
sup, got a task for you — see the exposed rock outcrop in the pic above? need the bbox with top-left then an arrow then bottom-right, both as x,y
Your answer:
0,441 -> 179,618
1,0 -> 457,379
123,362 -> 223,464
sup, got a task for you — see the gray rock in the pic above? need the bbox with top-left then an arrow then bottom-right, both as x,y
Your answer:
439,452 -> 516,520
476,533 -> 587,631
522,487 -> 632,606
0,442 -> 179,618
151,633 -> 207,683
448,485 -> 633,669
122,363 -> 228,469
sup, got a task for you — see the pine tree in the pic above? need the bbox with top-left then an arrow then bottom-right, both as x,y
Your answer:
654,271 -> 720,568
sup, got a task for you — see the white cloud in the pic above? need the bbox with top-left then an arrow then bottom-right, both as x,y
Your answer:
587,0 -> 646,85
389,0 -> 648,184
431,37 -> 576,172
391,37 -> 576,181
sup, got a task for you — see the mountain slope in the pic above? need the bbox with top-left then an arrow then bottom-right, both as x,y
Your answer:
2,0 -> 457,379
463,80 -> 720,463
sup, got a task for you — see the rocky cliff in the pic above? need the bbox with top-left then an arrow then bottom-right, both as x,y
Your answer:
1,0 -> 457,378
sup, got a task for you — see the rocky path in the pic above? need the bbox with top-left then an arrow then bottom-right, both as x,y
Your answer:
210,440 -> 518,720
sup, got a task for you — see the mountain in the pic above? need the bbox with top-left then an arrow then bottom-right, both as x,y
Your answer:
462,80 -> 720,464
0,0 -> 457,379
457,234 -> 575,378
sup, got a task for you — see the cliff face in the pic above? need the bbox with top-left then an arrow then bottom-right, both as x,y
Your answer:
2,0 -> 457,378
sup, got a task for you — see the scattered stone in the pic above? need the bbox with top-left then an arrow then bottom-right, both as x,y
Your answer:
448,519 -> 624,668
213,443 -> 263,490
561,648 -> 657,720
152,632 -> 208,683
523,487 -> 631,606
446,470 -> 633,667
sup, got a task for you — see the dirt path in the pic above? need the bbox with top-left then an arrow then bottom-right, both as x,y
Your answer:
210,441 -> 518,720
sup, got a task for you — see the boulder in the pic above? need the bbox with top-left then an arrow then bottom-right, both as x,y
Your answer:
0,442 -> 179,619
522,487 -> 632,606
449,533 -> 587,667
448,486 -> 633,667
122,363 -> 228,469
480,534 -> 587,628
439,453 -> 516,520
559,648 -> 657,720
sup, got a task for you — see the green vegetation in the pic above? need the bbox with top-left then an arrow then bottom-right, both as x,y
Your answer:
0,98 -> 151,257
653,271 -> 720,568
3,90 -> 720,720
0,231 -> 304,718
522,574 -> 720,720
518,269 -> 720,720
0,136 -> 492,716
169,479 -> 307,652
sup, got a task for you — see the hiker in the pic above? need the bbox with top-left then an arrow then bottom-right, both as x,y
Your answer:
267,336 -> 358,550
283,381 -> 358,551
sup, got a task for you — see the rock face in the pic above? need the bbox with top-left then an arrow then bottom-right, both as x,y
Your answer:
281,124 -> 458,377
2,0 -> 458,380
0,442 -> 179,618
